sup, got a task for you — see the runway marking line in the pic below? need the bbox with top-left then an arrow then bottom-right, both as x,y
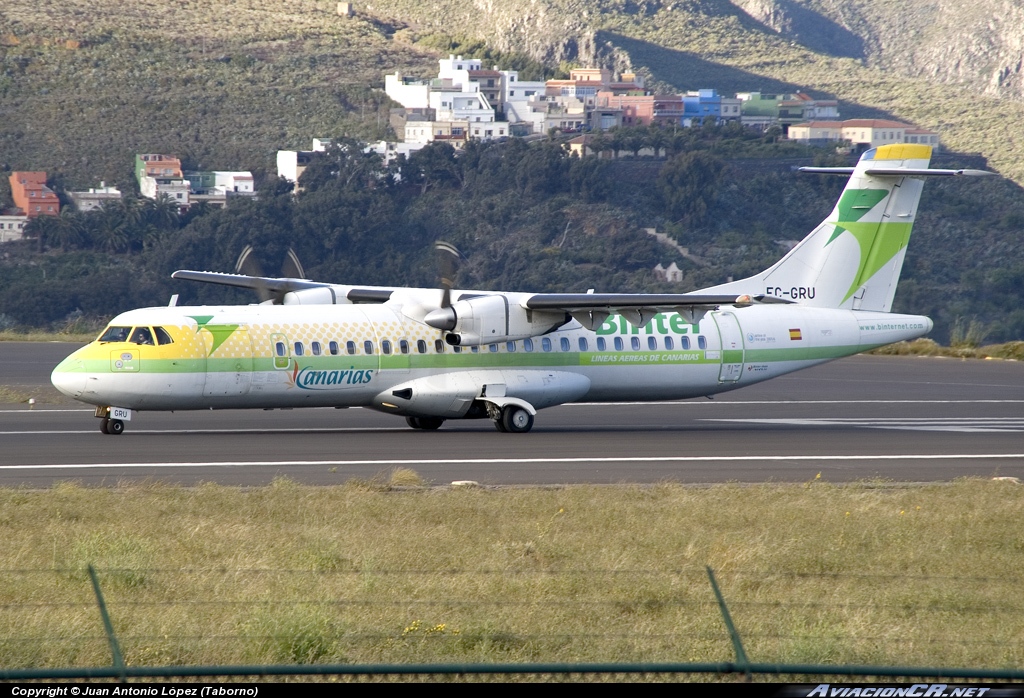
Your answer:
3,454 -> 1024,470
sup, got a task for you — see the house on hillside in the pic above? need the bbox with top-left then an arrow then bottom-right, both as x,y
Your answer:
136,154 -> 189,208
9,171 -> 59,218
0,212 -> 28,242
788,119 -> 940,151
69,182 -> 122,212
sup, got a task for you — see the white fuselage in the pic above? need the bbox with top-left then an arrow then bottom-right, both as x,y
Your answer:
51,302 -> 932,418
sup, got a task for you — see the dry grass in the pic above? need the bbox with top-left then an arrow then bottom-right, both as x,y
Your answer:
0,331 -> 94,343
0,384 -> 78,405
1,479 -> 1023,672
871,339 -> 1024,361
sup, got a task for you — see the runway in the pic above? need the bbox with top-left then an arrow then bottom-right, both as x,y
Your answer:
3,343 -> 1024,486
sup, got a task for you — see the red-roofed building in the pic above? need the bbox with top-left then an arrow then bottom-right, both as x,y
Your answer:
9,171 -> 59,218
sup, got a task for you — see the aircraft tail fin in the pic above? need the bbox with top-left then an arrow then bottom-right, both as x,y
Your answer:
705,144 -> 942,312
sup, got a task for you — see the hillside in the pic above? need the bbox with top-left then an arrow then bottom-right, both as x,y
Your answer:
0,0 -> 437,192
3,0 -> 1024,186
366,0 -> 1024,184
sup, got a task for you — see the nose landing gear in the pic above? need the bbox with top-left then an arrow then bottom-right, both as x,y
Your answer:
99,417 -> 125,435
95,406 -> 129,435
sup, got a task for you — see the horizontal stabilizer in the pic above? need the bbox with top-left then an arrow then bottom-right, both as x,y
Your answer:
799,167 -> 995,177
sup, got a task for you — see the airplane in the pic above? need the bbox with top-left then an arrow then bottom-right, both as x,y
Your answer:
51,144 -> 992,435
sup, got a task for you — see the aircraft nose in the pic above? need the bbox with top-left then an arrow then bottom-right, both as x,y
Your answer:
51,359 -> 86,398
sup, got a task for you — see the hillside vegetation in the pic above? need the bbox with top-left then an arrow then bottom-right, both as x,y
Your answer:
4,131 -> 1024,344
0,0 -> 434,192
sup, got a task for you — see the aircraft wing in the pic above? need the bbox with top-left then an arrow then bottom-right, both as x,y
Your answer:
171,270 -> 328,294
171,270 -> 396,304
524,292 -> 791,329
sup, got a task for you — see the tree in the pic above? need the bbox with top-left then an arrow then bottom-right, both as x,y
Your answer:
406,141 -> 461,195
657,151 -> 726,226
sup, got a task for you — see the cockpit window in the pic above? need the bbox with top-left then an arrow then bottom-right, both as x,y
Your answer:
130,327 -> 155,345
154,327 -> 174,345
98,326 -> 131,343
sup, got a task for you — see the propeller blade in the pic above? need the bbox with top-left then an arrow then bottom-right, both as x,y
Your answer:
434,241 -> 462,310
234,245 -> 274,303
282,247 -> 306,280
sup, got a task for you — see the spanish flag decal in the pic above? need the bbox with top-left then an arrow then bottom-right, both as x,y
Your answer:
789,328 -> 802,341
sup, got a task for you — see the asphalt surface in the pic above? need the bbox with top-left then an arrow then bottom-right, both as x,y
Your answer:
3,342 -> 1024,486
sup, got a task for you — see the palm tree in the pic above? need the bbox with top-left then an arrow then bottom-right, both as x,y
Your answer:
51,209 -> 85,251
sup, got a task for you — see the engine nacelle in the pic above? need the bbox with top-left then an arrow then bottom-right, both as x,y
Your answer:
424,295 -> 568,346
281,287 -> 350,305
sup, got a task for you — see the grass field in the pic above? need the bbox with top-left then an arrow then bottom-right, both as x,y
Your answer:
1,478 -> 1022,675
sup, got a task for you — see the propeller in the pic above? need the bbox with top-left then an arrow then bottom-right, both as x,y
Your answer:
404,241 -> 463,329
234,245 -> 307,304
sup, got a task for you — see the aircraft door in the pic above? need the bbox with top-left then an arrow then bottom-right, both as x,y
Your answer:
202,324 -> 254,397
713,311 -> 745,382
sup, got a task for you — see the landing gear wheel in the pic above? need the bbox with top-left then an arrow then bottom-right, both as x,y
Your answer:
107,419 -> 125,435
99,417 -> 110,434
407,417 -> 445,431
500,405 -> 534,433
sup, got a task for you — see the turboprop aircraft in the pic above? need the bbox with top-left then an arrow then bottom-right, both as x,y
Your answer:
51,144 -> 991,434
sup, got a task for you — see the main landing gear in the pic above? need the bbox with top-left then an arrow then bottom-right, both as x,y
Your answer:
406,416 -> 445,430
495,404 -> 534,434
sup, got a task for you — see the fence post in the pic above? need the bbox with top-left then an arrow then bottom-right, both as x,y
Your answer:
88,564 -> 127,682
706,565 -> 751,681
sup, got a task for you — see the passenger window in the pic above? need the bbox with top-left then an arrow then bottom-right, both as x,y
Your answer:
99,326 -> 131,343
647,336 -> 657,350
506,341 -> 516,352
400,339 -> 410,355
524,338 -> 534,352
271,334 -> 290,369
345,341 -> 355,355
489,344 -> 498,353
698,335 -> 707,350
364,340 -> 375,355
665,336 -> 674,350
596,337 -> 606,351
382,340 -> 392,355
311,341 -> 322,356
454,345 -> 462,353
471,346 -> 479,353
614,337 -> 624,351
330,341 -> 340,356
561,337 -> 570,352
417,340 -> 427,354
681,336 -> 690,350
435,339 -> 445,353
579,337 -> 588,351
154,327 -> 174,345
542,338 -> 552,352
293,342 -> 304,356
631,336 -> 640,351
131,327 -> 155,345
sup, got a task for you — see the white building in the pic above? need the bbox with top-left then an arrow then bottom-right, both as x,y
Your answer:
386,56 -> 515,142
139,176 -> 189,207
364,140 -> 426,165
69,183 -> 122,212
0,213 -> 27,243
277,139 -> 332,184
